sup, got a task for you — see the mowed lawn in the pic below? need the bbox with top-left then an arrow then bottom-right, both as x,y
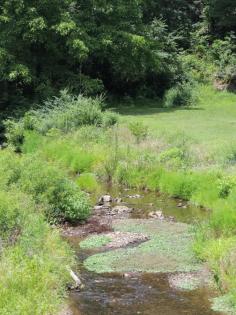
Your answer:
117,85 -> 236,156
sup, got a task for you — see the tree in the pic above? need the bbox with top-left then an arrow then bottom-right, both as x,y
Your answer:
203,0 -> 236,36
0,0 -> 186,108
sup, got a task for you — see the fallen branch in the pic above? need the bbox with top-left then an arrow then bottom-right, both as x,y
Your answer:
69,269 -> 82,290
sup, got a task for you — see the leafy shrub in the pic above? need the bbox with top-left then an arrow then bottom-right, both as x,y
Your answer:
102,111 -> 119,127
158,147 -> 187,169
164,82 -> 196,108
18,156 -> 91,223
4,92 -> 119,150
46,178 -> 91,222
210,35 -> 236,84
29,91 -> 105,134
4,120 -> 24,152
181,54 -> 216,83
128,121 -> 148,143
0,149 -> 21,188
217,176 -> 236,198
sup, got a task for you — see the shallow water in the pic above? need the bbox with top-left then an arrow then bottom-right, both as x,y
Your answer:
67,187 -> 222,315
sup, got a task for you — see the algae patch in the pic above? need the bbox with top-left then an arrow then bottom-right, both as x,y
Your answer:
83,219 -> 201,273
211,295 -> 236,314
80,235 -> 112,249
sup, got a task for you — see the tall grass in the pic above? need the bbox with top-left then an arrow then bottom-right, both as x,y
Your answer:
0,187 -> 73,315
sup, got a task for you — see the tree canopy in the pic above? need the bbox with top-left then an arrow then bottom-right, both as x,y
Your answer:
0,0 -> 235,108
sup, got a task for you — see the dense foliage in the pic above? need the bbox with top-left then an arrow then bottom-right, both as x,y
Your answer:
0,0 -> 235,110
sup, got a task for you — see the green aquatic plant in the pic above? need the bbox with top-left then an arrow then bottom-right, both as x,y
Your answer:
84,219 -> 200,274
80,235 -> 112,249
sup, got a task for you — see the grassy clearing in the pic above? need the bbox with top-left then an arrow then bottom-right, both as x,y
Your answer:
117,85 -> 236,162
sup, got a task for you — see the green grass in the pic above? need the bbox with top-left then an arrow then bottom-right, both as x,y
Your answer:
117,85 -> 236,162
0,188 -> 73,315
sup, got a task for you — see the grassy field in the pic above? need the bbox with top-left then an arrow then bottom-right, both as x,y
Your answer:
117,85 -> 236,162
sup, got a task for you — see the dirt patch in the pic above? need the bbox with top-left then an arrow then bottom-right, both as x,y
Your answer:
61,216 -> 112,238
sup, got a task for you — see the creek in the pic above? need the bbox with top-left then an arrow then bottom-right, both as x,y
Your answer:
65,186 -> 223,315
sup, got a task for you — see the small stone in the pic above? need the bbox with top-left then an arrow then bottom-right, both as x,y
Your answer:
115,197 -> 123,203
94,205 -> 104,211
111,205 -> 133,215
98,195 -> 112,205
127,194 -> 142,199
155,210 -> 164,219
148,210 -> 164,220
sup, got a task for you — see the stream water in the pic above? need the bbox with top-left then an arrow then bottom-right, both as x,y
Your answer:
66,187 -> 222,315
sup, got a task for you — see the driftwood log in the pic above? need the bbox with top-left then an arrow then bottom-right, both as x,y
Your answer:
69,269 -> 82,290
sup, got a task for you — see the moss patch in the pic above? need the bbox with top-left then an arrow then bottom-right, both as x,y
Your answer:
80,235 -> 112,249
84,219 -> 201,273
211,294 -> 236,314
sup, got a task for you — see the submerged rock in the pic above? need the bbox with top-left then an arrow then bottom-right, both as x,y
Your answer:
99,195 -> 112,205
110,205 -> 133,215
148,210 -> 164,220
126,194 -> 142,199
114,197 -> 123,203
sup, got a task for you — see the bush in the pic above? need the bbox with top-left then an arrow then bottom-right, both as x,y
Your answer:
164,82 -> 196,108
181,54 -> 216,84
102,111 -> 119,127
18,156 -> 91,223
0,149 -> 21,188
4,120 -> 24,152
217,176 -> 236,198
0,150 -> 91,223
158,147 -> 188,169
128,121 -> 148,143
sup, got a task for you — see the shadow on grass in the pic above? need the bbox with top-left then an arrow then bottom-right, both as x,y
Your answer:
114,105 -> 205,116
